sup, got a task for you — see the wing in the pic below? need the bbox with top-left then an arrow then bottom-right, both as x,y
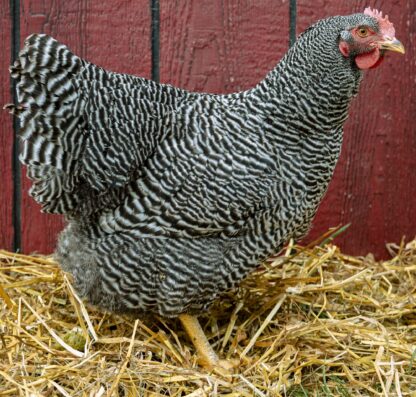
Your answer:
97,102 -> 286,238
77,72 -> 180,192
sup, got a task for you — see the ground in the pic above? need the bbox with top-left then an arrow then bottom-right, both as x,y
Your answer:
0,230 -> 415,396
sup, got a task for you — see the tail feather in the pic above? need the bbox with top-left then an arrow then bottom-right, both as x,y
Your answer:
12,34 -> 85,214
10,33 -> 179,217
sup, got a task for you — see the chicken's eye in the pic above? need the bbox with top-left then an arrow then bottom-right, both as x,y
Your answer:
357,27 -> 369,37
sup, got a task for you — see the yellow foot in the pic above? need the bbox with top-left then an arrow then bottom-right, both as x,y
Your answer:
179,314 -> 240,374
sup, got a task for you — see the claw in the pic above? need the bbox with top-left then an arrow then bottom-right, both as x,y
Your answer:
211,358 -> 240,377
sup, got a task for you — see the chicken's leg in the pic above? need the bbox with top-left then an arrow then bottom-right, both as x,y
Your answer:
178,313 -> 236,372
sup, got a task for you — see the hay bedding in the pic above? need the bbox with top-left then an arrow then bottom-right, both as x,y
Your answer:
0,230 -> 415,396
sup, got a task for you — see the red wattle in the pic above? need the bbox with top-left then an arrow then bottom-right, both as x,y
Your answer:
369,54 -> 384,69
355,48 -> 382,70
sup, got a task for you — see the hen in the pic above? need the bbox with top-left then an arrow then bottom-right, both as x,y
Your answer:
7,7 -> 404,369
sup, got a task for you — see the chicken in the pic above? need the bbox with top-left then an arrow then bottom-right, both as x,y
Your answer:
6,7 -> 404,370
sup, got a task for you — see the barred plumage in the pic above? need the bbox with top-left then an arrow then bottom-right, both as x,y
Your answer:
8,11 -> 401,317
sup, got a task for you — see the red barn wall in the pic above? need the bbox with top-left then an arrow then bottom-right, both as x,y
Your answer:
0,1 -> 14,250
0,0 -> 415,257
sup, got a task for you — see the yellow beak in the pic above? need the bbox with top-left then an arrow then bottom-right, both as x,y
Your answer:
379,37 -> 405,54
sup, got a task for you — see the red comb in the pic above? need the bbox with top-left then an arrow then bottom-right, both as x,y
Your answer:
364,7 -> 395,37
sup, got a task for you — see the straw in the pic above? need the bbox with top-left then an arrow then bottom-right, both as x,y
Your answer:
0,237 -> 415,396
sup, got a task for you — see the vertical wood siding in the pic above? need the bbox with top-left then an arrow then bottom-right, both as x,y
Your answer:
0,1 -> 13,250
159,0 -> 289,93
1,0 -> 415,257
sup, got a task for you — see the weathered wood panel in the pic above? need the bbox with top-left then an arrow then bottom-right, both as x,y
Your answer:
2,1 -> 414,257
159,0 -> 289,93
0,1 -> 14,250
298,0 -> 416,257
19,0 -> 151,253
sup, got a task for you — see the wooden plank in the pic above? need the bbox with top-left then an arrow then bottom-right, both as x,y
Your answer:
159,0 -> 289,93
19,0 -> 151,253
297,1 -> 416,257
0,2 -> 14,250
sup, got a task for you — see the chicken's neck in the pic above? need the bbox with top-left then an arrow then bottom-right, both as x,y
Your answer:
249,30 -> 364,138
